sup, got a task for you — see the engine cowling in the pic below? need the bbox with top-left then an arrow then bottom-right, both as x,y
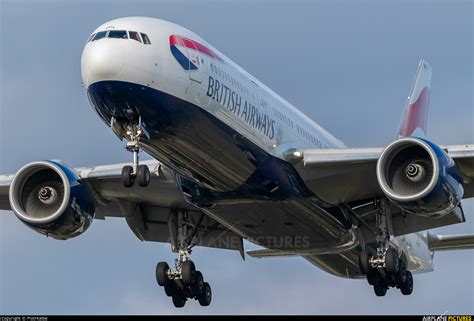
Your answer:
9,161 -> 95,240
376,137 -> 464,217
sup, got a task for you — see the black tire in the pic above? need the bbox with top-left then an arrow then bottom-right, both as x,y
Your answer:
198,282 -> 212,306
395,259 -> 407,286
385,248 -> 398,274
400,271 -> 414,295
181,260 -> 196,285
359,249 -> 370,275
172,295 -> 186,308
121,166 -> 135,188
156,262 -> 170,287
367,269 -> 377,286
192,271 -> 205,297
137,164 -> 150,187
373,281 -> 388,297
164,284 -> 178,297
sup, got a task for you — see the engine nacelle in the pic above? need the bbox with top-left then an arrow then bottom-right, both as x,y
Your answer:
376,137 -> 464,217
9,161 -> 95,240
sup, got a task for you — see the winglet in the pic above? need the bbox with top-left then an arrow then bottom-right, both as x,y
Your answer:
398,59 -> 432,138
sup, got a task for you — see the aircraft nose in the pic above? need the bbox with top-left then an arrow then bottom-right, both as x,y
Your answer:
81,40 -> 125,87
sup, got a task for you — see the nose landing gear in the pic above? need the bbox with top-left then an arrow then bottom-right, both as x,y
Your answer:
121,122 -> 150,188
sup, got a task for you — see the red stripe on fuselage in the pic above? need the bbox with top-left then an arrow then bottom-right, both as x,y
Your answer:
169,35 -> 223,61
399,87 -> 430,137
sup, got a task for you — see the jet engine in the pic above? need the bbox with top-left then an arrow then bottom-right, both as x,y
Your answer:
9,161 -> 95,239
376,137 -> 464,217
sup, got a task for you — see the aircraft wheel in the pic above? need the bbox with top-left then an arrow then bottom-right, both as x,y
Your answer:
395,259 -> 407,286
156,262 -> 170,287
367,269 -> 377,286
385,247 -> 398,274
121,166 -> 135,188
137,164 -> 150,187
373,281 -> 388,297
192,271 -> 205,297
164,284 -> 178,297
181,260 -> 196,285
359,249 -> 370,274
198,282 -> 212,306
172,295 -> 186,308
400,271 -> 414,295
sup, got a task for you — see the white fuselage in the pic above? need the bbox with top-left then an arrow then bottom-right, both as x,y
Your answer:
81,17 -> 345,160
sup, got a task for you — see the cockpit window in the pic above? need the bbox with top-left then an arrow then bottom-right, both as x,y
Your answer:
108,30 -> 128,39
92,31 -> 108,41
88,33 -> 96,42
140,33 -> 151,44
90,30 -> 150,44
129,31 -> 141,43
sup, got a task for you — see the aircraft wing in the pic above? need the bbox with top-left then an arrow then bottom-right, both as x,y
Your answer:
285,144 -> 474,237
0,160 -> 244,254
288,144 -> 474,205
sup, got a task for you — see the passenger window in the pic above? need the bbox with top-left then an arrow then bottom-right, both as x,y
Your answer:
108,30 -> 128,39
129,31 -> 142,43
141,33 -> 151,44
92,31 -> 108,41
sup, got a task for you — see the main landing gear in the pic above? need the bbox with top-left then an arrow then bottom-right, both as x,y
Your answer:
156,254 -> 212,308
155,210 -> 212,308
358,199 -> 414,297
121,122 -> 150,188
359,246 -> 413,296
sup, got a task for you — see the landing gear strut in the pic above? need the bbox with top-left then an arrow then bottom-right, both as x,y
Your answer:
121,121 -> 150,188
357,198 -> 414,296
155,210 -> 212,308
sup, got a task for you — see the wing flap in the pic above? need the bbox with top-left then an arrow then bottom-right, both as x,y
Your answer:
428,233 -> 474,251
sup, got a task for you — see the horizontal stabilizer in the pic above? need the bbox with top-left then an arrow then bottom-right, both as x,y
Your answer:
428,233 -> 474,251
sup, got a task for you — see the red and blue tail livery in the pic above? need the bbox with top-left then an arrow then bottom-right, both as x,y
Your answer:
398,60 -> 432,138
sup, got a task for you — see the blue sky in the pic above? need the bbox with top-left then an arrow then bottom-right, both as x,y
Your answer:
0,0 -> 473,314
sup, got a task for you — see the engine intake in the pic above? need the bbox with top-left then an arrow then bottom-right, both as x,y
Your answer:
376,137 -> 464,217
9,161 -> 95,239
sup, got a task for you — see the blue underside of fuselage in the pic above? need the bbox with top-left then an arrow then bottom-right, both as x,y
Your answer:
87,80 -> 311,198
87,81 -> 352,249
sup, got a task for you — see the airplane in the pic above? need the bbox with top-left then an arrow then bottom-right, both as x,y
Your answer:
1,16 -> 473,308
